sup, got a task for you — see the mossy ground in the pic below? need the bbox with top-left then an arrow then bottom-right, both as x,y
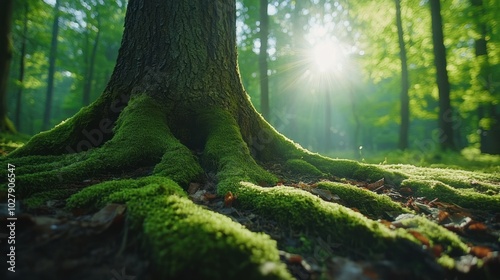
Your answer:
1,94 -> 499,279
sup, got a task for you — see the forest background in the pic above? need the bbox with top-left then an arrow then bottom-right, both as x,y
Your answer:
2,0 -> 500,170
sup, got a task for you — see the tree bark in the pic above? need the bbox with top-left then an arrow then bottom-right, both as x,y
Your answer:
259,0 -> 270,119
429,0 -> 456,151
395,0 -> 409,151
42,0 -> 61,131
0,0 -> 16,133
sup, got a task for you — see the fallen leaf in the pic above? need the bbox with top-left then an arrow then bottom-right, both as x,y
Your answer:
224,191 -> 236,207
407,229 -> 430,247
399,187 -> 413,196
366,178 -> 384,191
311,188 -> 336,201
188,183 -> 200,195
432,245 -> 443,257
470,246 -> 491,258
90,203 -> 126,229
467,221 -> 488,232
287,254 -> 303,264
203,193 -> 217,201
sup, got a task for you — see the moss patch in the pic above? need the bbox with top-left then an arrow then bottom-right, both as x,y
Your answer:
316,181 -> 411,219
136,195 -> 291,279
219,181 -> 414,256
400,179 -> 500,212
285,159 -> 323,176
201,109 -> 277,185
393,215 -> 469,256
66,176 -> 185,212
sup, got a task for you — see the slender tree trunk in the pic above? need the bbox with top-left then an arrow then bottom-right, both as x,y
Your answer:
324,89 -> 332,152
395,0 -> 410,150
259,0 -> 269,119
15,1 -> 29,130
42,0 -> 61,131
83,9 -> 101,106
429,0 -> 456,151
0,0 -> 16,133
470,0 -> 500,154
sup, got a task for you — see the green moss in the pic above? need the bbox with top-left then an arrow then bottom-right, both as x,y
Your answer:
401,179 -> 500,211
285,159 -> 323,176
66,176 -> 185,212
153,135 -> 204,187
394,215 -> 468,255
0,132 -> 29,153
381,164 -> 500,192
23,189 -> 78,210
9,94 -> 172,198
219,181 -> 414,256
201,109 -> 277,185
133,195 -> 291,279
316,181 -> 411,219
8,97 -> 110,157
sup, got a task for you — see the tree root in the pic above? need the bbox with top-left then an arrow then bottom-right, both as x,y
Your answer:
2,94 -> 500,278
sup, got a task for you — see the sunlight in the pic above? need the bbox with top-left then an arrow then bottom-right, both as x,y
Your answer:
310,40 -> 343,73
306,25 -> 348,76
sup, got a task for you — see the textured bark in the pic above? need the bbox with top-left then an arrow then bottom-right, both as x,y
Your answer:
0,0 -> 15,133
259,0 -> 270,119
395,0 -> 409,151
429,0 -> 456,151
42,0 -> 61,131
97,0 -> 264,150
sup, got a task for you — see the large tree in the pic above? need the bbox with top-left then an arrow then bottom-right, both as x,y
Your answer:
4,0 -> 500,279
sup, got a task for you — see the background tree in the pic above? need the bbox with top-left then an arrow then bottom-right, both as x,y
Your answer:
429,0 -> 456,151
259,0 -> 270,119
0,0 -> 16,133
42,0 -> 61,131
395,0 -> 409,150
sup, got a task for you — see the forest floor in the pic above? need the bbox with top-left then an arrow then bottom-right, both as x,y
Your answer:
1,135 -> 500,279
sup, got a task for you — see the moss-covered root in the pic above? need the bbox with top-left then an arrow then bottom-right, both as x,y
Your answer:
401,179 -> 500,212
316,181 -> 411,219
8,96 -> 113,157
4,95 -> 202,197
66,177 -> 292,279
219,182 -> 469,266
140,196 -> 291,279
201,109 -> 277,185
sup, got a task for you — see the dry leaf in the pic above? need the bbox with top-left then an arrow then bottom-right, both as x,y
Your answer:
90,203 -> 126,229
366,178 -> 384,191
224,191 -> 236,207
470,246 -> 491,258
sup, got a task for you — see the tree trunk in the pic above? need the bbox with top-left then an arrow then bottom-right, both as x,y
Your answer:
15,1 -> 29,130
429,0 -> 456,151
0,0 -> 16,133
259,0 -> 270,119
395,0 -> 409,151
470,0 -> 500,154
42,0 -> 61,131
